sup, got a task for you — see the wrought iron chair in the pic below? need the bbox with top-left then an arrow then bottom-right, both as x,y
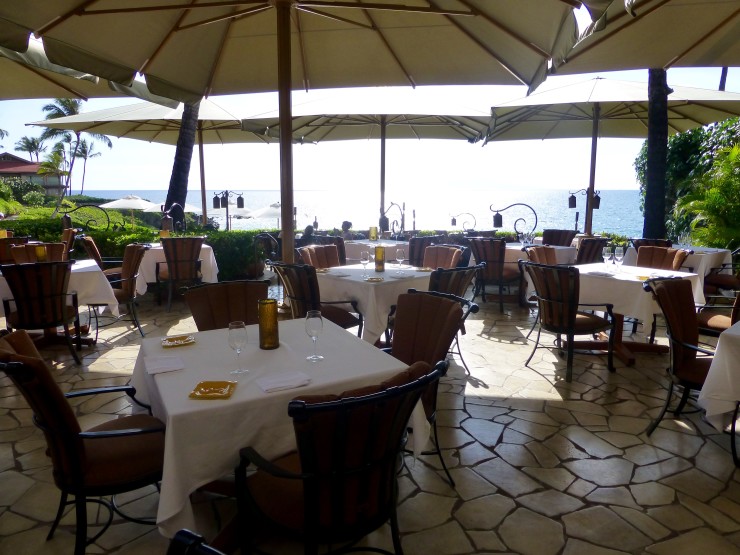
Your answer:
541,229 -> 577,246
643,278 -> 714,437
703,247 -> 739,297
10,242 -> 67,263
697,291 -> 739,337
0,330 -> 164,555
80,235 -> 124,281
185,279 -> 270,330
1,260 -> 82,364
297,244 -> 341,269
469,237 -> 522,312
106,244 -> 149,337
270,261 -> 363,337
408,234 -> 444,267
235,360 -> 443,555
156,236 -> 205,311
630,238 -> 672,251
525,245 -> 559,265
422,245 -> 463,269
313,235 -> 347,265
575,237 -> 610,265
521,261 -> 615,383
61,227 -> 82,260
635,246 -> 691,271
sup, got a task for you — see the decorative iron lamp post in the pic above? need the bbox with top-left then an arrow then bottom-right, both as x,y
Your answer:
381,202 -> 406,236
489,203 -> 538,240
160,202 -> 187,232
212,190 -> 244,231
60,205 -> 111,231
568,188 -> 600,234
450,212 -> 477,232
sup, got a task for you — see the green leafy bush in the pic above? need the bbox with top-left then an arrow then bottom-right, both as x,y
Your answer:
22,191 -> 46,207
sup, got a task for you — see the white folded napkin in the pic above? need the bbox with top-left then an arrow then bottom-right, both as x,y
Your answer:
256,371 -> 311,393
145,355 -> 185,375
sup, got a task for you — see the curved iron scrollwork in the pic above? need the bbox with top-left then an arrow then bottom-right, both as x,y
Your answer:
382,201 -> 406,235
489,203 -> 538,238
451,212 -> 477,232
61,205 -> 111,231
160,203 -> 187,232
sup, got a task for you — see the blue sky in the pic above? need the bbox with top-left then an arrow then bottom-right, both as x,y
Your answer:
2,67 -> 739,194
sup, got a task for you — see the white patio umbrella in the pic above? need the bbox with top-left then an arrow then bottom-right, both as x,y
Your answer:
29,98 -> 278,222
556,0 -> 740,75
99,195 -> 156,228
485,76 -> 740,235
0,0 -> 581,261
143,202 -> 202,214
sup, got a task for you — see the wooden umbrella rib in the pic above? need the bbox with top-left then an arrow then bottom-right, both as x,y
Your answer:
665,8 -> 740,68
297,6 -> 375,30
16,63 -> 90,100
299,1 -> 475,17
74,1 -> 266,16
178,4 -> 270,30
139,2 -> 199,75
293,9 -> 311,91
36,0 -> 99,35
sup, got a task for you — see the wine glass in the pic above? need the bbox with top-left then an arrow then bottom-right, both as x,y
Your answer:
602,247 -> 612,269
228,321 -> 248,374
305,310 -> 324,362
614,246 -> 624,272
360,250 -> 370,277
396,248 -> 405,274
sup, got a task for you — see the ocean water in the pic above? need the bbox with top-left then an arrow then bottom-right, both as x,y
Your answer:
83,188 -> 645,238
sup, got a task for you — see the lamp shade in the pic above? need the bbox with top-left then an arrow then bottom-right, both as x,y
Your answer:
493,212 -> 503,228
161,213 -> 174,231
451,216 -> 457,227
212,194 -> 220,210
237,195 -> 244,209
568,194 -> 577,209
61,213 -> 72,229
592,193 -> 601,210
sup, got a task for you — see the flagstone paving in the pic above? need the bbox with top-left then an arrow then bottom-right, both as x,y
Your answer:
1,284 -> 739,554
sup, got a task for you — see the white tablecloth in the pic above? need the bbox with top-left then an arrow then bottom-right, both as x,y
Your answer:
699,321 -> 740,430
0,259 -> 119,316
576,263 -> 703,323
136,243 -> 219,294
623,245 -> 731,277
316,264 -> 430,344
130,319 -> 411,537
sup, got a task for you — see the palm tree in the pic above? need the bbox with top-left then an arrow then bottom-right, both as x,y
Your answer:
37,150 -> 69,196
165,101 -> 200,228
41,99 -> 112,198
74,139 -> 101,195
0,128 -> 7,149
14,136 -> 46,162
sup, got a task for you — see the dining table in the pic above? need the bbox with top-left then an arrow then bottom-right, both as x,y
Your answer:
698,320 -> 740,431
0,259 -> 119,317
136,242 -> 219,294
623,244 -> 732,287
129,318 -> 417,537
572,263 -> 703,366
344,240 -> 407,263
314,264 -> 431,344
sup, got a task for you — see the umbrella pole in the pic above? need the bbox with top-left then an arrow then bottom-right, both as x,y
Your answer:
277,0 -> 294,263
198,125 -> 208,226
584,103 -> 600,236
379,116 -> 387,229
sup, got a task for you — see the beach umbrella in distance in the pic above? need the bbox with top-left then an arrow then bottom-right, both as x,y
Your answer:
99,194 -> 156,228
554,0 -> 740,76
143,202 -> 202,214
0,1 -> 581,261
29,98 -> 279,223
241,89 -> 493,229
485,76 -> 740,235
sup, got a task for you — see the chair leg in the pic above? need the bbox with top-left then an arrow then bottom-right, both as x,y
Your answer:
525,311 -> 539,339
565,333 -> 574,383
647,381 -> 674,436
649,315 -> 657,344
498,283 -> 504,313
74,496 -> 87,555
452,333 -> 470,375
389,504 -> 405,555
166,281 -> 173,312
63,324 -> 82,365
673,385 -> 692,416
130,300 -> 145,337
47,491 -> 68,540
431,420 -> 455,486
524,327 -> 541,367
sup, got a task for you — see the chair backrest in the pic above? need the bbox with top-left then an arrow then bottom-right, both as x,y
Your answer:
636,246 -> 689,271
468,238 -> 507,280
161,237 -> 205,281
521,261 -> 580,334
542,229 -> 577,247
525,245 -> 558,265
645,278 -> 701,376
185,279 -> 270,330
81,235 -> 105,269
0,330 -> 83,488
631,238 -> 672,250
428,263 -> 483,298
408,235 -> 443,267
10,242 -> 66,263
114,244 -> 148,300
167,530 -> 227,555
270,262 -> 321,319
313,235 -> 346,265
575,237 -> 610,265
0,236 -> 29,264
288,360 -> 441,541
299,244 -> 340,269
422,245 -> 462,269
1,261 -> 75,330
61,228 -> 81,260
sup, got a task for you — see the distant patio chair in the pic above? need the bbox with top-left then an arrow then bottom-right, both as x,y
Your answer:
156,237 -> 205,311
185,280 -> 270,331
10,242 -> 66,263
469,237 -> 522,312
542,229 -> 577,247
575,237 -> 610,265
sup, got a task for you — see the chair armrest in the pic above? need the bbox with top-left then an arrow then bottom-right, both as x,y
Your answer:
672,337 -> 715,356
66,384 -> 153,413
79,423 -> 165,439
238,446 -> 307,480
577,302 -> 615,319
321,298 -> 362,316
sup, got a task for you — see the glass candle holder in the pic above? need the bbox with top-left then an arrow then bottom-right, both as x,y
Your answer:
374,245 -> 385,272
159,230 -> 171,239
35,245 -> 47,262
258,299 -> 280,350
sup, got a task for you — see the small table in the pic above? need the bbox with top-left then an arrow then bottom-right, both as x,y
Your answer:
315,264 -> 430,344
136,243 -> 219,294
698,321 -> 740,430
574,263 -> 703,366
0,259 -> 119,317
129,319 -> 410,537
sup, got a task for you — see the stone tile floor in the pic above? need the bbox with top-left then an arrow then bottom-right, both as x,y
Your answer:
1,288 -> 739,554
